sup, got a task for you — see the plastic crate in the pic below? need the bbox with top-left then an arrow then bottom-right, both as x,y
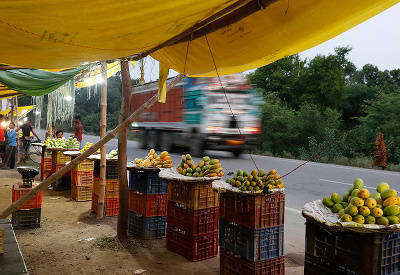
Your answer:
74,159 -> 94,171
12,185 -> 43,210
304,252 -> 359,275
220,248 -> 285,275
219,218 -> 284,262
41,157 -> 52,171
93,160 -> 118,179
306,218 -> 400,275
167,201 -> 219,235
220,193 -> 285,229
71,183 -> 92,201
168,181 -> 219,209
12,208 -> 41,229
91,194 -> 119,216
128,169 -> 167,194
128,190 -> 167,217
41,169 -> 52,181
52,163 -> 71,177
71,169 -> 93,186
166,225 -> 218,261
93,177 -> 119,198
52,150 -> 71,164
128,212 -> 167,239
52,176 -> 71,191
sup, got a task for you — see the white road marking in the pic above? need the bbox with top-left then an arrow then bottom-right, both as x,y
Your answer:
319,179 -> 375,190
285,207 -> 302,214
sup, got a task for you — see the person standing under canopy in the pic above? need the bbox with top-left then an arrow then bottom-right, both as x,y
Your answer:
16,118 -> 40,164
74,115 -> 83,149
371,132 -> 387,170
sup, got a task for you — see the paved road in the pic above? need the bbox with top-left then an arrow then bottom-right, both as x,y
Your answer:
36,129 -> 400,271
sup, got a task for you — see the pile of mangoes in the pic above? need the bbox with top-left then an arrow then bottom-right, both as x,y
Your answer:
177,154 -> 223,177
134,149 -> 173,168
225,169 -> 284,192
323,178 -> 400,225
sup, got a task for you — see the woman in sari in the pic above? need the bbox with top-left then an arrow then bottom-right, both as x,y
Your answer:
371,132 -> 387,170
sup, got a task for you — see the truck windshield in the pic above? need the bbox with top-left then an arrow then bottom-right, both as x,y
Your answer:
208,93 -> 252,105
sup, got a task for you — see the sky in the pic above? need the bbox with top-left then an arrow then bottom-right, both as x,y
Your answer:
299,3 -> 400,71
136,2 -> 400,83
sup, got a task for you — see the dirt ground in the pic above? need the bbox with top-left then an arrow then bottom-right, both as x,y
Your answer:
0,167 -> 303,275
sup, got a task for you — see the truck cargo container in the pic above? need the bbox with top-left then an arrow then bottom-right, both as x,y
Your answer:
130,73 -> 262,157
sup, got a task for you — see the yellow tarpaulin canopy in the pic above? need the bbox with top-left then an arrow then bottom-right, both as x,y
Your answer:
0,105 -> 36,117
0,0 -> 398,76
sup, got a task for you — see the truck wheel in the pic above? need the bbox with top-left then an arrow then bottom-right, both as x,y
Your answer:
139,131 -> 147,149
159,131 -> 173,152
232,149 -> 242,157
147,131 -> 159,150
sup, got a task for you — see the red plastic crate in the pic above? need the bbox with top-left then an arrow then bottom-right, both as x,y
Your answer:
93,177 -> 119,198
220,248 -> 285,275
71,183 -> 92,201
168,181 -> 219,209
91,194 -> 119,216
41,157 -> 52,171
41,169 -> 52,181
71,169 -> 93,186
52,163 -> 71,177
220,193 -> 285,229
12,184 -> 43,210
166,225 -> 218,261
129,190 -> 167,217
167,201 -> 219,235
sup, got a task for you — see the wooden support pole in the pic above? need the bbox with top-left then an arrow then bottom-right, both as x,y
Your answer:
117,60 -> 132,238
97,61 -> 108,219
0,74 -> 184,219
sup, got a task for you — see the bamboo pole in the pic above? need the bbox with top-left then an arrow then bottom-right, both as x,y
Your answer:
0,74 -> 183,219
117,60 -> 132,238
97,61 -> 108,219
15,96 -> 18,124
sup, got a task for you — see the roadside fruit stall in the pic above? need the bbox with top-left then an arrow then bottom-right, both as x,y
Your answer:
159,154 -> 220,262
303,178 -> 400,275
126,149 -> 171,239
213,169 -> 285,274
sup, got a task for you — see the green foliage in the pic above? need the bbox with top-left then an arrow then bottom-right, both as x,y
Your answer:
251,45 -> 400,167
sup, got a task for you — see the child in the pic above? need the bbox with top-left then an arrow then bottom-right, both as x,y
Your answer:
4,122 -> 17,169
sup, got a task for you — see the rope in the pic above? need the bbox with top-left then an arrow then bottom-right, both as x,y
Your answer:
204,35 -> 259,170
281,68 -> 400,178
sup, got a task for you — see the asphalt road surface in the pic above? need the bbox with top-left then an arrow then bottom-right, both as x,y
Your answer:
36,129 -> 400,267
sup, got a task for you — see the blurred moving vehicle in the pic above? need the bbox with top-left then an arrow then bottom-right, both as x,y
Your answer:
130,73 -> 262,157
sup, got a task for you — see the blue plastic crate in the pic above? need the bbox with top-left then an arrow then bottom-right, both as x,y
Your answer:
306,218 -> 400,275
219,218 -> 284,262
128,212 -> 166,239
128,170 -> 167,194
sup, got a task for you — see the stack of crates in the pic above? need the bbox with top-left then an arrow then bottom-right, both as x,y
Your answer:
11,184 -> 43,229
91,159 -> 119,216
71,158 -> 94,201
127,167 -> 168,239
219,193 -> 285,274
51,149 -> 72,190
166,180 -> 219,261
304,217 -> 400,275
40,147 -> 52,180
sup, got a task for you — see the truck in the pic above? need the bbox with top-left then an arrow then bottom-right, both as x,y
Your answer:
130,73 -> 262,157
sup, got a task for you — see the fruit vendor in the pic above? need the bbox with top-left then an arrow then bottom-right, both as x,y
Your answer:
74,115 -> 83,148
4,122 -> 17,169
56,130 -> 63,139
16,118 -> 40,164
371,132 -> 387,170
0,114 -> 5,164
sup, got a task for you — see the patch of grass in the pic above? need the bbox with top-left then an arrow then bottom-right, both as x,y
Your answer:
94,237 -> 110,248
